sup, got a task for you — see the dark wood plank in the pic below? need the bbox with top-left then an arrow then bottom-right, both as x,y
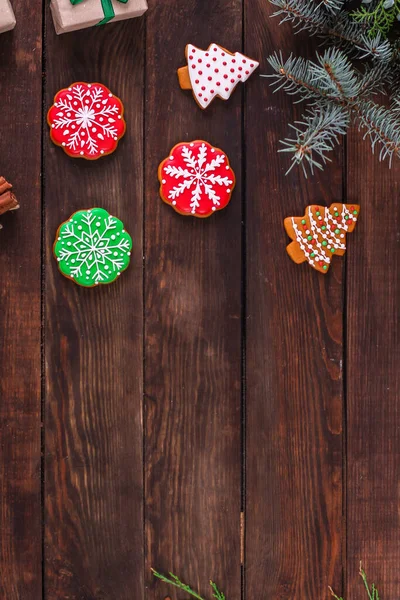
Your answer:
0,2 -> 43,597
44,16 -> 145,600
346,133 -> 400,595
244,2 -> 345,598
144,2 -> 243,598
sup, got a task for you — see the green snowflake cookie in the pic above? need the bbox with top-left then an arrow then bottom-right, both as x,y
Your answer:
54,208 -> 132,287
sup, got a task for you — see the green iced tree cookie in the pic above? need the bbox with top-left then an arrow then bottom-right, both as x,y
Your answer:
54,208 -> 132,287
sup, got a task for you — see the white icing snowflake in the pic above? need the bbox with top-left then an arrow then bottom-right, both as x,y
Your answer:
164,143 -> 234,214
55,209 -> 132,286
50,83 -> 123,157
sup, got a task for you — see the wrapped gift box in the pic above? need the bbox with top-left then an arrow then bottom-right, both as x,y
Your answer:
50,0 -> 148,35
0,0 -> 16,34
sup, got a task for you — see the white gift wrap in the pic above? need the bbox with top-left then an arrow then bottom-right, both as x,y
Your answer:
50,0 -> 148,34
0,0 -> 16,34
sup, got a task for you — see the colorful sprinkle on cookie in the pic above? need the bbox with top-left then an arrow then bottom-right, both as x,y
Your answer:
53,208 -> 132,287
47,82 -> 126,160
284,204 -> 360,274
158,140 -> 236,218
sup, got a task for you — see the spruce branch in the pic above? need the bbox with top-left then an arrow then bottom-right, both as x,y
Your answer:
356,99 -> 400,165
358,61 -> 391,96
266,47 -> 400,173
266,48 -> 388,104
392,96 -> 400,113
389,61 -> 400,98
315,0 -> 345,14
279,105 -> 349,176
269,0 -> 393,61
311,48 -> 362,98
266,52 -> 327,102
152,570 -> 226,600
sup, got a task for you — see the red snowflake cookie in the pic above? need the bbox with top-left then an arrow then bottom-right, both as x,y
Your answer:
47,82 -> 126,160
158,141 -> 236,218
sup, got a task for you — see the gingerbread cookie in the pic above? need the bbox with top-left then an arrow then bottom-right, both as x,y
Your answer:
47,82 -> 126,160
158,140 -> 236,218
53,208 -> 132,287
0,177 -> 19,230
284,204 -> 359,273
178,43 -> 259,109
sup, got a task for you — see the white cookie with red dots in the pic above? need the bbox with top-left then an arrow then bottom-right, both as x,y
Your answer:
177,43 -> 259,109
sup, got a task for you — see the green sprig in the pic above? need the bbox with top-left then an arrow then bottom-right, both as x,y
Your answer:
329,564 -> 381,600
152,569 -> 226,600
210,580 -> 226,600
352,0 -> 400,38
360,564 -> 381,600
152,565 -> 380,600
328,586 -> 344,600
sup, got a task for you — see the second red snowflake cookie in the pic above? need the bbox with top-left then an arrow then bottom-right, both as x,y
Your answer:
158,140 -> 236,218
47,82 -> 126,160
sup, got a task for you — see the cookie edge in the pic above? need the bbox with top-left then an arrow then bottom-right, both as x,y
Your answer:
53,207 -> 133,287
47,82 -> 127,161
158,140 -> 236,218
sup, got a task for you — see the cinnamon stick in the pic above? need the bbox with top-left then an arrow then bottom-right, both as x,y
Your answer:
0,191 -> 19,216
0,176 -> 12,196
0,178 -> 19,230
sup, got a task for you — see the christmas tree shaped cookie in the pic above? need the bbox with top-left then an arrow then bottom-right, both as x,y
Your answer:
158,140 -> 235,217
178,43 -> 259,109
54,208 -> 132,287
47,82 -> 126,160
284,204 -> 359,273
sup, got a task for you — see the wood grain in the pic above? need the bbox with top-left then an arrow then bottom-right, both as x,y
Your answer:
144,2 -> 243,599
44,16 -> 145,600
346,130 -> 400,597
0,3 -> 400,598
0,1 -> 42,597
244,2 -> 345,598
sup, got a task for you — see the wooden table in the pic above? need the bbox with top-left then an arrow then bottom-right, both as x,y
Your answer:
0,1 -> 399,598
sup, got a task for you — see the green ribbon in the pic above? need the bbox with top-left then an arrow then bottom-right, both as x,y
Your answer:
70,0 -> 129,26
